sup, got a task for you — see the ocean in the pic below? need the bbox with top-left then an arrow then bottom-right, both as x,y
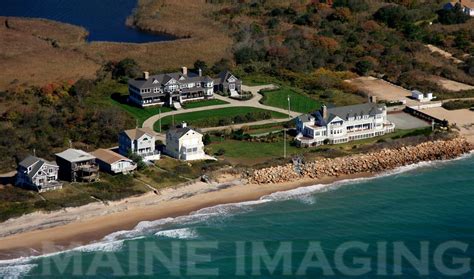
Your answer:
1,154 -> 473,278
0,0 -> 174,43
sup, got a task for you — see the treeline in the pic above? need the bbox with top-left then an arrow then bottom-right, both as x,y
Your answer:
211,0 -> 473,91
0,77 -> 134,171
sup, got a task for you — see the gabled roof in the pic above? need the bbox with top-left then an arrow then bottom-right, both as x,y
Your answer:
167,127 -> 202,139
323,103 -> 385,121
128,70 -> 206,89
122,127 -> 155,140
19,155 -> 41,169
297,114 -> 314,123
91,149 -> 132,165
216,70 -> 241,84
19,155 -> 58,178
56,149 -> 96,163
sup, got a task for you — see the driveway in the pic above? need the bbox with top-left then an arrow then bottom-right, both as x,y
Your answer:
142,84 -> 301,143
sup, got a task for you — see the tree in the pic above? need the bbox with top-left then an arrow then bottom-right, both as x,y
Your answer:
211,58 -> 232,74
437,4 -> 470,25
193,60 -> 208,74
355,60 -> 373,76
203,134 -> 211,145
111,58 -> 141,80
373,5 -> 410,29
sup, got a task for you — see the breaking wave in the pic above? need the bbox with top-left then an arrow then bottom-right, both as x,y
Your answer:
155,228 -> 198,239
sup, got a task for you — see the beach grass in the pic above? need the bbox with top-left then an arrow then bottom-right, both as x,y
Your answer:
260,87 -> 321,113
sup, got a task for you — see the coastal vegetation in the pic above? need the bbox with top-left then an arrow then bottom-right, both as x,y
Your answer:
442,99 -> 474,110
0,158 -> 227,222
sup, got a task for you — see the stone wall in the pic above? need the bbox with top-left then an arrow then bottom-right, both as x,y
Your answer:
250,138 -> 473,184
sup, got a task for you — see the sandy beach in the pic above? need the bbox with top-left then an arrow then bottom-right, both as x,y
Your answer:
0,173 -> 370,260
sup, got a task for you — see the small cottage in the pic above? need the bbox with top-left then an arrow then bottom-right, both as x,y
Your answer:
91,149 -> 137,174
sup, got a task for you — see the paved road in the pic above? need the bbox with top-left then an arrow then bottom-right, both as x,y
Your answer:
142,84 -> 301,142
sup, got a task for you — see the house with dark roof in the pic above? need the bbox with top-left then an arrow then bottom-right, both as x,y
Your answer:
295,102 -> 395,147
165,123 -> 207,161
119,127 -> 160,161
214,71 -> 242,97
16,155 -> 62,192
128,67 -> 242,108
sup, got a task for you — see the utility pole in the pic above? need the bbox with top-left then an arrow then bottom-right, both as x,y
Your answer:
287,95 -> 291,119
284,129 -> 287,158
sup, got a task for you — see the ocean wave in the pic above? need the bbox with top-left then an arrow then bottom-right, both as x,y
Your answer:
0,263 -> 37,279
72,239 -> 124,253
2,152 -> 472,270
155,228 -> 198,239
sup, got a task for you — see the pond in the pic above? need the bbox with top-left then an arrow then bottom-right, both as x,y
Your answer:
1,0 -> 175,43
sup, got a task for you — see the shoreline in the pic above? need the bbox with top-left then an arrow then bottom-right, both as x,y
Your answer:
0,139 -> 472,260
0,173 -> 370,260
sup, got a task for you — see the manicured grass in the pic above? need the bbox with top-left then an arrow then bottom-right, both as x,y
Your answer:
110,95 -> 173,126
182,99 -> 229,109
260,87 -> 321,113
154,107 -> 289,131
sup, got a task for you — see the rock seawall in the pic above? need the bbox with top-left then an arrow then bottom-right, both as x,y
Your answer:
250,138 -> 473,184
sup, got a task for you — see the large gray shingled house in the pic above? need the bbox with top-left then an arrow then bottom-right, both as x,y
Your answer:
128,67 -> 242,108
16,155 -> 62,192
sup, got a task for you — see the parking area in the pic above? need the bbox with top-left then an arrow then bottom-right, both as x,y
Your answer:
387,112 -> 430,130
422,107 -> 474,143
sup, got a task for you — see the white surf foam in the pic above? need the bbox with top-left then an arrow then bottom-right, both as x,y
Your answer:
2,152 -> 472,269
72,239 -> 124,253
155,228 -> 198,239
0,263 -> 37,279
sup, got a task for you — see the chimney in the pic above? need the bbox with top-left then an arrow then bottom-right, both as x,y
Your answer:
369,95 -> 377,103
181,66 -> 188,76
198,68 -> 202,77
322,105 -> 328,120
181,122 -> 187,128
143,71 -> 149,80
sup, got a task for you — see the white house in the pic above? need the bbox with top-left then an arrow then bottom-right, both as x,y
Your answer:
165,123 -> 207,161
91,149 -> 137,174
16,155 -> 62,192
119,127 -> 161,161
411,90 -> 435,102
295,103 -> 395,147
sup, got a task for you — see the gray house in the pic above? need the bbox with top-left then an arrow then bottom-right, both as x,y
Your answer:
16,155 -> 62,192
55,149 -> 99,182
128,67 -> 242,108
214,71 -> 242,97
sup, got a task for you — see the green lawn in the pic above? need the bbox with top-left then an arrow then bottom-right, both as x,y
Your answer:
110,95 -> 173,126
260,87 -> 321,113
182,99 -> 229,109
154,107 -> 289,131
